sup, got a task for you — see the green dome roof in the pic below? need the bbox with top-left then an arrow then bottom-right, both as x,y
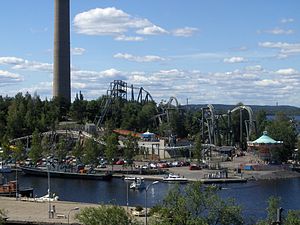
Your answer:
252,131 -> 282,144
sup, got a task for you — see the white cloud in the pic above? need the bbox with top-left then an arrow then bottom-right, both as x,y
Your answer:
0,70 -> 23,86
17,82 -> 52,98
72,68 -> 126,81
275,68 -> 298,76
71,47 -> 86,55
136,25 -> 168,35
260,28 -> 294,35
113,53 -> 166,62
280,18 -> 294,23
114,35 -> 145,42
223,56 -> 247,63
245,65 -> 263,72
254,79 -> 281,87
0,56 -> 52,72
259,42 -> 300,58
73,7 -> 164,37
172,27 -> 198,37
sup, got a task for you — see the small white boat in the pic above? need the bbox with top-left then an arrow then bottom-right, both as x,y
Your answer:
130,178 -> 145,190
163,173 -> 188,183
0,162 -> 12,173
124,176 -> 144,181
38,193 -> 59,202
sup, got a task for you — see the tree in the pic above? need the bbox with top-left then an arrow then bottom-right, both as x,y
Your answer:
256,110 -> 268,138
266,112 -> 297,162
257,196 -> 300,225
70,91 -> 87,123
104,133 -> 118,170
75,205 -> 141,225
0,209 -> 7,225
56,137 -> 68,162
13,140 -> 24,161
82,139 -> 102,165
193,134 -> 202,163
73,141 -> 84,160
123,134 -> 139,166
285,210 -> 300,225
28,129 -> 42,164
150,181 -> 244,225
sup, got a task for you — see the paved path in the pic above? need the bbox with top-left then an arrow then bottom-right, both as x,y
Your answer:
0,197 -> 147,225
0,197 -> 94,224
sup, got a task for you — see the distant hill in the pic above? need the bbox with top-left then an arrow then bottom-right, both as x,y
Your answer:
182,104 -> 300,116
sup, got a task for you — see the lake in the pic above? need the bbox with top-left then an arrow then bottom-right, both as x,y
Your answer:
2,173 -> 299,221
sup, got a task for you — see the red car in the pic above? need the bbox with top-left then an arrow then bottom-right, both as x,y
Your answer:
115,159 -> 125,165
189,164 -> 201,170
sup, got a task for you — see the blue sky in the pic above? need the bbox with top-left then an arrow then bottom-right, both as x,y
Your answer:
0,0 -> 299,107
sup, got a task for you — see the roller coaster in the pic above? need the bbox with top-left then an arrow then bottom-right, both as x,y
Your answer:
94,80 -> 154,128
8,80 -> 257,151
201,104 -> 257,148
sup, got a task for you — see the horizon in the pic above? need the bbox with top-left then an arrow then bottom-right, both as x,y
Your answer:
0,0 -> 299,107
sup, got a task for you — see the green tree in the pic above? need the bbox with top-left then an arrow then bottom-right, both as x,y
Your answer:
70,91 -> 87,123
104,133 -> 118,170
75,205 -> 141,225
256,110 -> 268,138
56,138 -> 68,162
0,208 -> 7,225
257,196 -> 300,225
193,134 -> 202,163
82,139 -> 102,165
285,210 -> 300,225
150,181 -> 244,225
73,141 -> 84,160
28,129 -> 42,164
123,134 -> 139,166
266,112 -> 297,162
13,140 -> 24,161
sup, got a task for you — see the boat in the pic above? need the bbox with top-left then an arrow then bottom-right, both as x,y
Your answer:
20,166 -> 112,180
123,176 -> 144,181
0,162 -> 12,173
0,180 -> 17,197
37,193 -> 59,202
130,178 -> 145,190
163,173 -> 188,183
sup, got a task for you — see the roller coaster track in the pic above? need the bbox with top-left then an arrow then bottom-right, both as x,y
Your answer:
201,104 -> 256,146
9,130 -> 105,145
94,80 -> 154,128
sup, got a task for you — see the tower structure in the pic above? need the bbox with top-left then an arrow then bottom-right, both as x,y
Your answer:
53,0 -> 71,103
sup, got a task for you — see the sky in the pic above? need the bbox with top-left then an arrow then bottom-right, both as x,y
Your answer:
0,0 -> 300,107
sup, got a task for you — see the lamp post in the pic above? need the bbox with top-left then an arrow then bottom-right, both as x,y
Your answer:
47,162 -> 51,219
68,207 -> 80,224
126,181 -> 129,212
145,181 -> 159,225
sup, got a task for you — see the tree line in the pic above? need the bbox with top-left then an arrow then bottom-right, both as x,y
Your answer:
0,92 -> 299,164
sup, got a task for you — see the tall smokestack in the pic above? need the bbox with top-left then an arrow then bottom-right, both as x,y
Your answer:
53,0 -> 71,103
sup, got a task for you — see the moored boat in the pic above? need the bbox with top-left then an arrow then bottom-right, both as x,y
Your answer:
130,178 -> 145,190
163,173 -> 188,183
0,162 -> 12,173
123,176 -> 144,181
20,166 -> 112,180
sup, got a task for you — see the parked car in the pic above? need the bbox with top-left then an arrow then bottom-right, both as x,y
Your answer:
189,164 -> 201,170
116,159 -> 125,165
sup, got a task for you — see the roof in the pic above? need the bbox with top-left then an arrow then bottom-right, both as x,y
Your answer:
251,131 -> 283,145
113,129 -> 141,138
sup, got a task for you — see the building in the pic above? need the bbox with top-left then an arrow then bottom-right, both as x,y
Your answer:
247,131 -> 283,161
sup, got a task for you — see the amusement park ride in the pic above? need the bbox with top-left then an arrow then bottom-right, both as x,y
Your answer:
9,80 -> 257,152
